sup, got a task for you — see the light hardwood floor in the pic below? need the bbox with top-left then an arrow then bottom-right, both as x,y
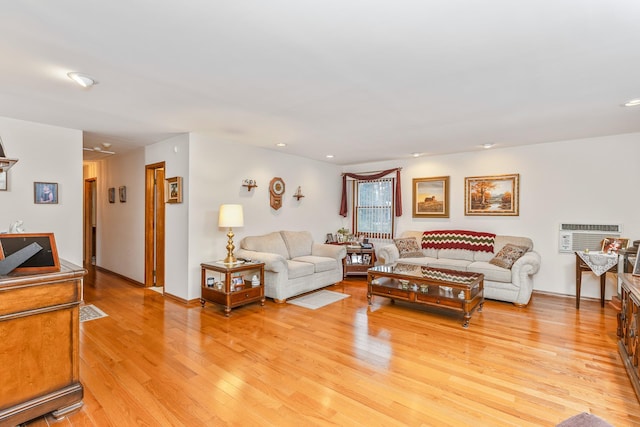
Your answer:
25,267 -> 639,426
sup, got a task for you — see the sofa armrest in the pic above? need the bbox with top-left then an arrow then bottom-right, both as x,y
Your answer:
234,249 -> 287,273
512,251 -> 541,276
377,243 -> 400,264
311,243 -> 347,260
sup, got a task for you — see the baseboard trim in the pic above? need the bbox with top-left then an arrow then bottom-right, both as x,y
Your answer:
94,265 -> 144,287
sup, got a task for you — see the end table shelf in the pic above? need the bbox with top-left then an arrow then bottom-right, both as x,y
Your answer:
200,261 -> 265,316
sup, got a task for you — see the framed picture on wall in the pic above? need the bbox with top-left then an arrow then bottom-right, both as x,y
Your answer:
412,176 -> 450,218
119,186 -> 127,203
108,187 -> 116,203
464,174 -> 519,216
0,171 -> 6,191
166,176 -> 183,204
34,182 -> 58,204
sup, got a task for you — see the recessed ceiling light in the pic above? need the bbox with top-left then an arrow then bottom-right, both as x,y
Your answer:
67,72 -> 98,88
411,152 -> 421,158
275,143 -> 286,147
325,154 -> 334,159
624,98 -> 640,107
481,143 -> 495,149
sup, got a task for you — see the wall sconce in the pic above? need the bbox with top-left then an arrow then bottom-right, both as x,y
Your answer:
293,186 -> 305,200
0,137 -> 18,173
242,179 -> 257,191
218,204 -> 244,264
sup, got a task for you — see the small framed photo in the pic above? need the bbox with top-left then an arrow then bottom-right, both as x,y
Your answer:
601,237 -> 629,254
413,176 -> 450,218
34,182 -> 58,204
119,186 -> 127,203
633,247 -> 640,276
231,276 -> 245,290
326,233 -> 336,243
0,171 -> 7,191
108,187 -> 116,203
465,174 -> 519,216
166,176 -> 183,204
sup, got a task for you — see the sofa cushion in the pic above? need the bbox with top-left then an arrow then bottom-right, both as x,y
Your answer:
292,256 -> 338,273
286,260 -> 315,279
242,232 -> 290,259
489,244 -> 528,269
473,235 -> 534,262
438,248 -> 475,262
281,231 -> 313,259
426,258 -> 471,270
393,237 -> 425,258
467,261 -> 512,282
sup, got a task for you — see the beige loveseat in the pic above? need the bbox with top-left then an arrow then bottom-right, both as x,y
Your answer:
377,230 -> 541,307
235,231 -> 347,303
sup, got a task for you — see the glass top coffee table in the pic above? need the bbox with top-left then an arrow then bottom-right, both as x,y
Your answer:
367,263 -> 484,328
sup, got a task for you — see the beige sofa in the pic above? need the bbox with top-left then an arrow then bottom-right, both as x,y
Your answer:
377,231 -> 541,307
235,231 -> 347,302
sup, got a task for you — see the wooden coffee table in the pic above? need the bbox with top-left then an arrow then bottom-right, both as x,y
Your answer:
367,263 -> 484,328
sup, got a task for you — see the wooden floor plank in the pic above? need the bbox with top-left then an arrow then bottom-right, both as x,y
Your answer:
22,267 -> 640,426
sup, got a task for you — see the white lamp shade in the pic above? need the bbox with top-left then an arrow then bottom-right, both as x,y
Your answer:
218,204 -> 244,228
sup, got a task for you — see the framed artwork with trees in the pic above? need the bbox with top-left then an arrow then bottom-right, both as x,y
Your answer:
464,174 -> 519,216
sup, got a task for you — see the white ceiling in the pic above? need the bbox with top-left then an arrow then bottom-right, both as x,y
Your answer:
1,1 -> 639,165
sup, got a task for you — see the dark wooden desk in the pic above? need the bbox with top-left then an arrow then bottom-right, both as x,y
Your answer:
575,252 -> 617,309
0,260 -> 85,425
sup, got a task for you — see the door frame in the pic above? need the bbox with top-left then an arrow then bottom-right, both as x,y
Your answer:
83,178 -> 97,266
145,162 -> 166,287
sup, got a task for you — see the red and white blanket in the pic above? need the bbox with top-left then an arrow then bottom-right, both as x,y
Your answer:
421,230 -> 496,253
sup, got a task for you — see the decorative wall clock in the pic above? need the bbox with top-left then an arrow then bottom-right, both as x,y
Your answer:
269,177 -> 285,210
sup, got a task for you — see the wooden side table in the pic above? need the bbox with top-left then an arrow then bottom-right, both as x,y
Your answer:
200,261 -> 265,316
343,245 -> 376,278
575,252 -> 617,309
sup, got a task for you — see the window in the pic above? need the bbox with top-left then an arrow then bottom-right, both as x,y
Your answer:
354,178 -> 394,239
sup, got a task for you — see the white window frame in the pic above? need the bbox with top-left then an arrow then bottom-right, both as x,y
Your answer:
353,177 -> 395,239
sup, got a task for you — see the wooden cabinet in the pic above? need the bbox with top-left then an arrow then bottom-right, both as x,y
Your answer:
344,245 -> 375,278
0,260 -> 85,425
200,261 -> 265,316
618,273 -> 640,403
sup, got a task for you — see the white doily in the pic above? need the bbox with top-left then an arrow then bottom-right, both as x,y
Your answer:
576,251 -> 618,276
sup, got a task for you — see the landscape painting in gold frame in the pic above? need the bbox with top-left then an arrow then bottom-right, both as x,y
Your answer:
412,176 -> 449,218
465,173 -> 519,216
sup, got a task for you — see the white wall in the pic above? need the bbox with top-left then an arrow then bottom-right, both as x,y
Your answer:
345,132 -> 640,300
95,148 -> 146,282
146,134 -> 190,299
187,133 -> 344,301
0,116 -> 83,265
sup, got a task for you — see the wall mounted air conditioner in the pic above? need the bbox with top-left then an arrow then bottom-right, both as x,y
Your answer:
558,223 -> 622,253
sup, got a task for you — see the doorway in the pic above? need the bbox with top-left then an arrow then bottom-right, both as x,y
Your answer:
83,178 -> 97,266
145,162 -> 166,288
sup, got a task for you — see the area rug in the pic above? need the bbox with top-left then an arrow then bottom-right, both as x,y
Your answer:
287,290 -> 350,310
80,304 -> 108,322
556,412 -> 613,427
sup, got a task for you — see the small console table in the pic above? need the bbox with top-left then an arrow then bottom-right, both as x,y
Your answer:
575,251 -> 618,309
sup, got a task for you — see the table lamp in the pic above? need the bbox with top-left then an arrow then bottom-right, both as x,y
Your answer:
219,204 -> 244,264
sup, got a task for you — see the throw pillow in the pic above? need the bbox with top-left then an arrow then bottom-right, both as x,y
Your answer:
394,237 -> 425,258
489,244 -> 528,269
